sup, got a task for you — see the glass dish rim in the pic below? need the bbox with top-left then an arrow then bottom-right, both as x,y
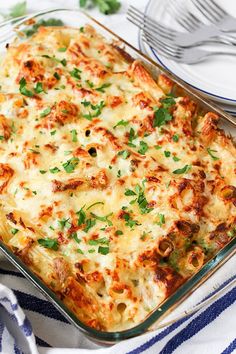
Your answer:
0,8 -> 235,343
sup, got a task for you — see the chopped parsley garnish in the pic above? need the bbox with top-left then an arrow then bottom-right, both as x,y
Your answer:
71,232 -> 81,244
50,130 -> 57,136
138,141 -> 148,155
173,164 -> 192,174
88,249 -> 95,253
161,96 -> 175,109
70,129 -> 78,142
98,246 -> 109,255
58,218 -> 71,230
113,120 -> 129,129
29,148 -> 40,154
82,101 -> 105,120
128,128 -> 137,147
173,156 -> 180,162
23,18 -> 64,37
0,136 -> 4,141
125,182 -> 153,215
9,1 -> 27,19
61,58 -> 67,66
39,170 -> 47,174
80,26 -> 84,33
86,201 -> 105,210
155,213 -> 165,227
95,83 -> 111,93
77,248 -> 84,254
118,150 -> 130,159
88,237 -> 109,246
164,150 -> 171,158
40,107 -> 51,118
11,228 -> 19,235
58,47 -> 67,52
122,212 -> 140,229
115,230 -> 123,236
153,107 -> 172,128
172,134 -> 179,142
90,212 -> 113,226
117,169 -> 121,178
42,55 -> 67,66
34,82 -> 45,94
155,145 -> 162,150
79,0 -> 121,15
53,72 -> 61,80
70,68 -> 81,80
49,167 -> 60,174
207,148 -> 219,161
62,157 -> 79,173
86,80 -> 94,88
38,238 -> 59,251
19,77 -> 34,97
83,218 -> 96,233
76,206 -> 86,225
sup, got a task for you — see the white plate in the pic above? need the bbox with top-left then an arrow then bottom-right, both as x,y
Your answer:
139,0 -> 236,105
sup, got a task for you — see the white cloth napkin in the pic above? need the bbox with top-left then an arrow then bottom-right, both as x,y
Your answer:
0,0 -> 236,353
0,255 -> 235,354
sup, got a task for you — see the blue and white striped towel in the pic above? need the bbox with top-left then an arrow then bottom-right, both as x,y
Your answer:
0,254 -> 235,354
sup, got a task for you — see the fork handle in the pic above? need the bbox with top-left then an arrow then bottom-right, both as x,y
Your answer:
175,24 -> 222,47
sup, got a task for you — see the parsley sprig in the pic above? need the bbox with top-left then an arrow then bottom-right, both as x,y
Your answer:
125,181 -> 153,214
79,0 -> 121,15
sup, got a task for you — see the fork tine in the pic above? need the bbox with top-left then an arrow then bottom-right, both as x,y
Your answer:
204,0 -> 227,17
143,31 -> 181,56
169,0 -> 201,31
191,0 -> 222,23
142,33 -> 182,60
127,11 -> 174,42
128,6 -> 175,39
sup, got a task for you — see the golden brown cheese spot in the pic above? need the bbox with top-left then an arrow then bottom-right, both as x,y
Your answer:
0,114 -> 11,140
0,163 -> 14,193
17,59 -> 45,83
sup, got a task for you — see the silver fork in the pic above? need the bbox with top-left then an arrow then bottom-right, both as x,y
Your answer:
168,0 -> 236,45
141,29 -> 236,64
127,5 -> 236,49
192,0 -> 236,32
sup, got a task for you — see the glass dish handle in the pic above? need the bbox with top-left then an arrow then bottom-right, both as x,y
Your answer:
147,277 -> 236,333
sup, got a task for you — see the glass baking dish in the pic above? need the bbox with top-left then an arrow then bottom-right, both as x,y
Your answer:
0,8 -> 235,344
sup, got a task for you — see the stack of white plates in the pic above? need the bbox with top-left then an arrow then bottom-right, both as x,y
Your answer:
139,0 -> 236,116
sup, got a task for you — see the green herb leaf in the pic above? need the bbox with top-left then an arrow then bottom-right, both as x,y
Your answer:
118,150 -> 130,159
95,83 -> 111,93
82,101 -> 105,120
88,237 -> 109,246
19,77 -> 34,97
58,47 -> 67,52
39,170 -> 47,174
164,150 -> 171,158
76,206 -> 86,225
70,129 -> 78,142
172,134 -> 179,142
34,82 -> 45,94
49,167 -> 60,174
70,67 -> 81,80
90,212 -> 113,226
138,141 -> 148,155
38,238 -> 59,251
155,213 -> 165,227
50,130 -> 57,136
77,248 -> 84,254
40,107 -> 51,118
173,164 -> 191,175
125,189 -> 136,196
173,156 -> 180,162
153,107 -> 172,128
113,120 -> 129,129
58,218 -> 71,230
86,201 -> 105,210
98,246 -> 109,255
53,72 -> 61,80
71,232 -> 81,244
83,218 -> 96,233
62,157 -> 79,173
207,148 -> 219,161
115,230 -> 123,236
11,228 -> 19,235
9,1 -> 27,19
161,96 -> 175,109
23,18 -> 64,37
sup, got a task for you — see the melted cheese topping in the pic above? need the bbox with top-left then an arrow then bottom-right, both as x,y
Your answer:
0,25 -> 235,331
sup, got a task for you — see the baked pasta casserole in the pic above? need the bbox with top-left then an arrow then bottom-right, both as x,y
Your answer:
0,24 -> 235,331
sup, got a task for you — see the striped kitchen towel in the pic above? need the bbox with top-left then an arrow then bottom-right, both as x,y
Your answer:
0,255 -> 235,354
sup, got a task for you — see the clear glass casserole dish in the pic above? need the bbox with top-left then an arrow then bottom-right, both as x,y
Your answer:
0,8 -> 235,344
